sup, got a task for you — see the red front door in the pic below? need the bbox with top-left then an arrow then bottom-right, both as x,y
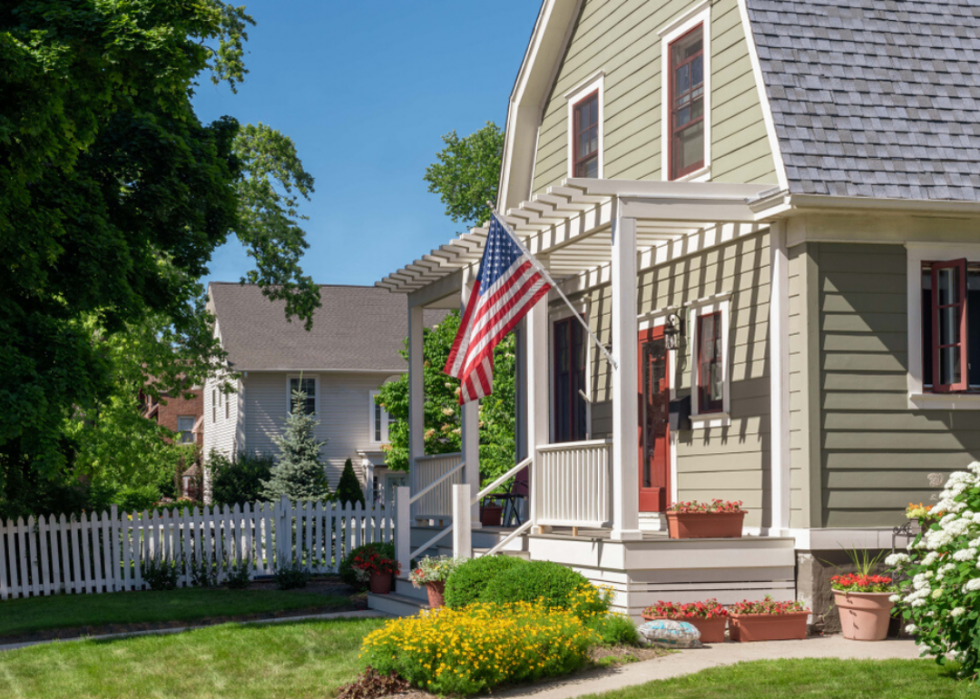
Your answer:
638,328 -> 670,512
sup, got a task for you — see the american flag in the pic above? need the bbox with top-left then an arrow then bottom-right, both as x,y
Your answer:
444,213 -> 551,404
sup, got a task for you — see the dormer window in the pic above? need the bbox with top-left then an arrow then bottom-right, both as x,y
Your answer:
573,91 -> 599,178
669,24 -> 705,179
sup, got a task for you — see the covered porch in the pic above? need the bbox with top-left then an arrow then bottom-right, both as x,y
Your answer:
376,178 -> 794,613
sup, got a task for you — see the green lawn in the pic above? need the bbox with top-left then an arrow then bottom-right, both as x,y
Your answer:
584,658 -> 977,699
0,587 -> 351,638
0,618 -> 385,699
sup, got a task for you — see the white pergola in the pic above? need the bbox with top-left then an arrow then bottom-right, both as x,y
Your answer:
379,178 -> 783,543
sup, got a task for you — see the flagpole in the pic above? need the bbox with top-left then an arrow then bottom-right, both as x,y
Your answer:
487,204 -> 619,371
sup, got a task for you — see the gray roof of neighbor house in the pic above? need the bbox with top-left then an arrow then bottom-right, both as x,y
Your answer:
208,283 -> 446,372
746,0 -> 980,201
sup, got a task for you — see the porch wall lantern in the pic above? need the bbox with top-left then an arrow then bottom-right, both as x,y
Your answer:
663,313 -> 683,351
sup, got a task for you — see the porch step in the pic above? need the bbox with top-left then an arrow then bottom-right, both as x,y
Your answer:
367,592 -> 430,617
436,546 -> 531,560
393,577 -> 428,602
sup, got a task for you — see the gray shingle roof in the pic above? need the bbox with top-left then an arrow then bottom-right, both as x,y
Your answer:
746,0 -> 980,201
209,283 -> 447,372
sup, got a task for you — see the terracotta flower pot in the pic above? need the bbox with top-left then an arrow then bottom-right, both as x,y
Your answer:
642,615 -> 728,644
666,511 -> 745,539
426,580 -> 446,608
368,571 -> 392,595
834,591 -> 895,641
729,612 -> 808,642
481,505 -> 503,527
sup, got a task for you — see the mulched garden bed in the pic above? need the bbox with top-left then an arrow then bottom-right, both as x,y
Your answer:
0,578 -> 366,647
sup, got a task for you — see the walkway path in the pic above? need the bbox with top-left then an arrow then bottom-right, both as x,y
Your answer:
497,636 -> 922,699
0,609 -> 385,653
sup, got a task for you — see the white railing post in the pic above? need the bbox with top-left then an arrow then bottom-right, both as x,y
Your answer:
452,484 -> 472,559
395,486 -> 411,579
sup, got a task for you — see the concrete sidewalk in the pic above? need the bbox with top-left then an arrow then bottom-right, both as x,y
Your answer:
497,636 -> 922,699
0,609 -> 385,653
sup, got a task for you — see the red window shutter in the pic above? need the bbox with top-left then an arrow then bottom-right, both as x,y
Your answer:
931,259 -> 968,393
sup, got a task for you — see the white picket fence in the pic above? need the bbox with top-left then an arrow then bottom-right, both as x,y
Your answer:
0,499 -> 393,600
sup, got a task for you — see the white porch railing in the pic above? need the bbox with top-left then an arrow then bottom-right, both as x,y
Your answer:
410,453 -> 464,520
535,439 -> 612,528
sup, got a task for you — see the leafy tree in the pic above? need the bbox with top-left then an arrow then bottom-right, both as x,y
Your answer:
423,122 -> 504,230
0,1 -> 320,496
336,458 -> 366,509
375,312 -> 516,485
261,390 -> 331,502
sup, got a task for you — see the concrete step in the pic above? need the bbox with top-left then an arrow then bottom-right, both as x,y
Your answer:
393,577 -> 428,602
367,592 -> 430,617
435,546 -> 531,560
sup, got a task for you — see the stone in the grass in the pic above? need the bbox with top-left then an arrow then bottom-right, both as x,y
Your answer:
638,619 -> 703,648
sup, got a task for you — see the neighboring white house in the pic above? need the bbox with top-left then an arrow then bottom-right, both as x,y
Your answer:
202,282 -> 444,502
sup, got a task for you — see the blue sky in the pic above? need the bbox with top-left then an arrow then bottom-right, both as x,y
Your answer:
194,1 -> 541,290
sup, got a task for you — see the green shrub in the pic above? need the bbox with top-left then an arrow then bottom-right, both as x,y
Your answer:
340,542 -> 395,589
275,558 -> 312,590
190,554 -> 218,588
336,458 -> 366,508
142,558 -> 180,591
361,602 -> 599,695
481,560 -> 598,613
587,613 -> 640,646
211,451 -> 275,507
224,556 -> 252,589
444,555 -> 525,609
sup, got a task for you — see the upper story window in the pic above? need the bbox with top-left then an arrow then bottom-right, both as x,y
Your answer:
177,416 -> 195,444
370,390 -> 395,444
669,25 -> 705,180
697,311 -> 724,413
553,317 -> 588,443
288,377 -> 317,415
565,73 -> 604,179
573,92 -> 599,178
921,260 -> 980,393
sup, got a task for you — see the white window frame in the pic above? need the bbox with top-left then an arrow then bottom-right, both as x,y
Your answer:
177,415 -> 196,444
660,1 -> 712,182
369,390 -> 394,445
286,374 -> 319,416
688,293 -> 731,427
906,243 -> 980,410
565,71 -> 605,180
549,298 -> 593,442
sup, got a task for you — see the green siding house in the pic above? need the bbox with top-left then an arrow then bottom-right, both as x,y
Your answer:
373,0 -> 980,627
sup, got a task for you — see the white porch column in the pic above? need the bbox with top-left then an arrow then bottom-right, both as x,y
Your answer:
460,267 -> 481,526
452,484 -> 473,559
514,319 -> 528,462
528,254 -> 550,534
769,221 -> 791,534
408,303 -> 425,491
610,205 -> 642,541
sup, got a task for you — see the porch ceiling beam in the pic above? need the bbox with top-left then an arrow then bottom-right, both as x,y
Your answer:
619,196 -> 757,223
565,177 -> 771,201
408,267 -> 464,308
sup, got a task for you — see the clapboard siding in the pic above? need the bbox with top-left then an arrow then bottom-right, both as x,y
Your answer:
816,243 -> 980,527
559,229 -> 772,527
532,0 -> 777,195
242,371 -> 391,489
203,375 -> 240,461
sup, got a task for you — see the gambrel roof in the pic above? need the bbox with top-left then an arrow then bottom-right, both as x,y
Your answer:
746,0 -> 980,201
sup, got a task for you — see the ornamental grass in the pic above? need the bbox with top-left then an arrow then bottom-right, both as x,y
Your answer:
360,602 -> 600,695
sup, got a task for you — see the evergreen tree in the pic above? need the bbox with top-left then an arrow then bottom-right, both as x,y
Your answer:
261,390 -> 331,501
336,458 -> 366,508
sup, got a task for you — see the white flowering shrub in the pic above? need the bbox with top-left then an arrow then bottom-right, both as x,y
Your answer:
891,461 -> 980,678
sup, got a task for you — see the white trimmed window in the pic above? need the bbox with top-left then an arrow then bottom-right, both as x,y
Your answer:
369,390 -> 395,444
565,72 -> 604,179
177,416 -> 195,444
287,375 -> 318,415
907,244 -> 980,409
688,294 -> 730,426
660,2 -> 711,182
